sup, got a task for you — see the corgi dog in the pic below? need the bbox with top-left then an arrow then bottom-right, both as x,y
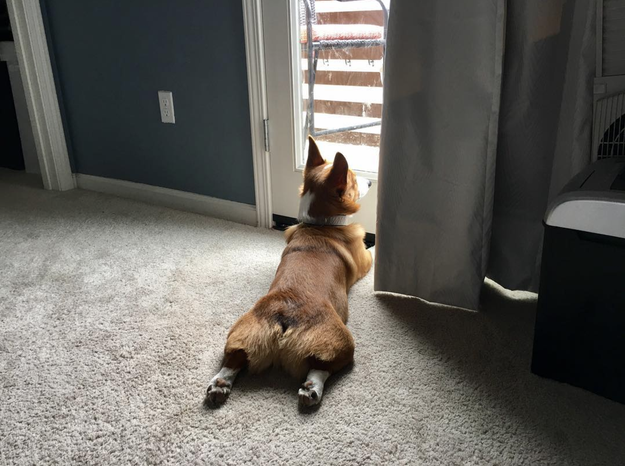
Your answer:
206,137 -> 373,408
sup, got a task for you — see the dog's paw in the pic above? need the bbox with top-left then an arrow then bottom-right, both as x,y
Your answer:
205,378 -> 232,408
298,380 -> 322,407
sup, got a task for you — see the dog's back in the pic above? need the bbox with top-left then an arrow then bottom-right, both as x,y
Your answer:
225,223 -> 369,378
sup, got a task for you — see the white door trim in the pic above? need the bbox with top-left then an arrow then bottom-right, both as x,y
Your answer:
242,0 -> 273,228
6,0 -> 74,191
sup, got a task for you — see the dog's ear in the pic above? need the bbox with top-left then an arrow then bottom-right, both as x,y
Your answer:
306,136 -> 325,170
328,152 -> 349,195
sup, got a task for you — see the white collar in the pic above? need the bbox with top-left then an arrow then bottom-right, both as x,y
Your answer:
298,212 -> 351,226
297,191 -> 351,226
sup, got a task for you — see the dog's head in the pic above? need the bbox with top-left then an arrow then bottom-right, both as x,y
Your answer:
298,136 -> 371,222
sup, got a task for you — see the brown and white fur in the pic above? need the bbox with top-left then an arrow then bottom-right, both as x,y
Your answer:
206,137 -> 373,408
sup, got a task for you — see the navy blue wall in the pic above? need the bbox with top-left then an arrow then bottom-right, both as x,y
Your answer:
41,0 -> 255,205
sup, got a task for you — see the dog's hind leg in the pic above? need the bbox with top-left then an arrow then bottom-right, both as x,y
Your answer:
206,311 -> 276,408
205,349 -> 247,408
297,317 -> 355,407
298,366 -> 330,407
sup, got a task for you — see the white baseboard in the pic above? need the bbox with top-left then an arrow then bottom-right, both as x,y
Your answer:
75,174 -> 257,227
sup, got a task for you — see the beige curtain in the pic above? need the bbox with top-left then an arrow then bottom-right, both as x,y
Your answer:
375,0 -> 596,310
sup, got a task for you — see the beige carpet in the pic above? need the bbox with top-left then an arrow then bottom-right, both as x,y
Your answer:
1,169 -> 624,465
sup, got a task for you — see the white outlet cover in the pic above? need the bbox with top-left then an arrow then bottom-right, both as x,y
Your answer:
158,90 -> 175,124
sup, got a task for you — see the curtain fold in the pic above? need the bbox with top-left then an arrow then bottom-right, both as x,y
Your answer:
375,0 -> 595,310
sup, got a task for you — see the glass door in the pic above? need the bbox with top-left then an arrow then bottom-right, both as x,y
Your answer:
263,0 -> 389,234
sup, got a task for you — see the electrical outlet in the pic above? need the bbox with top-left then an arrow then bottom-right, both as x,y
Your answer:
158,90 -> 175,124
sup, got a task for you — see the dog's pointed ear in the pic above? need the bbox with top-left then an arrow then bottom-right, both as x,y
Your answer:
328,152 -> 349,195
306,136 -> 325,170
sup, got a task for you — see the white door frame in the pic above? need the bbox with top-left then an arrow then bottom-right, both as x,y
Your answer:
242,0 -> 273,229
6,0 -> 74,191
254,0 -> 379,234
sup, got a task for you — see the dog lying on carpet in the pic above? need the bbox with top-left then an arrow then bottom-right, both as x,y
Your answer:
206,136 -> 372,407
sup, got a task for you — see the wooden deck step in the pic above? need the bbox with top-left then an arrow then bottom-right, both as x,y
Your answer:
315,0 -> 389,13
311,84 -> 383,105
312,113 -> 381,135
302,58 -> 383,73
316,140 -> 380,174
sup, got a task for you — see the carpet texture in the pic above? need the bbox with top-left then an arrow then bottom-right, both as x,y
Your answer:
1,170 -> 625,465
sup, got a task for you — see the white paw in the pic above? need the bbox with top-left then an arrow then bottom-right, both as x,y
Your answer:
206,378 -> 232,408
298,381 -> 322,407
